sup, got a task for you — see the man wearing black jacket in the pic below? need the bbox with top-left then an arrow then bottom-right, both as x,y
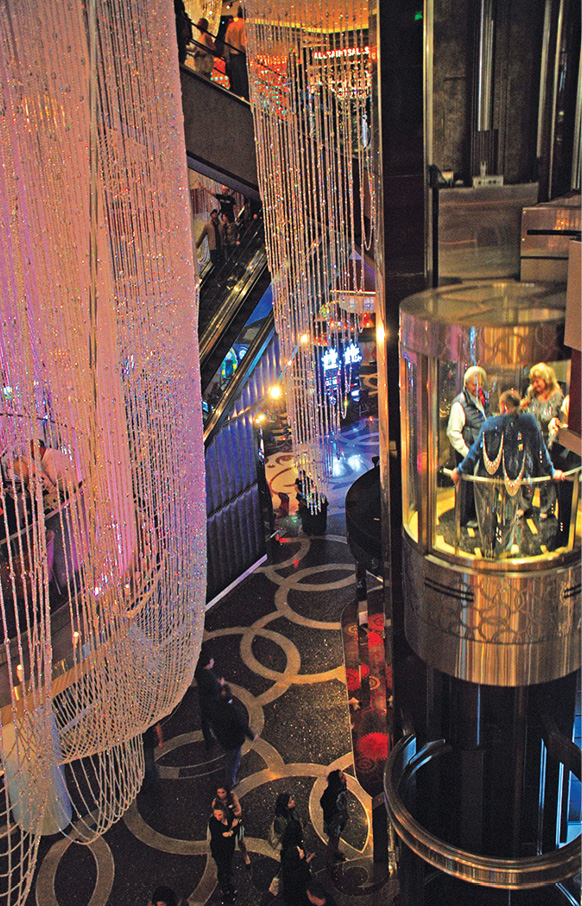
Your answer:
211,684 -> 257,788
194,648 -> 223,751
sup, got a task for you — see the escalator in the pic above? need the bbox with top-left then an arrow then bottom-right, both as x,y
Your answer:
198,217 -> 271,393
181,64 -> 279,601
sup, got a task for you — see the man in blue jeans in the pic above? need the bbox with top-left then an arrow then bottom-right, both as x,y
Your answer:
211,684 -> 257,787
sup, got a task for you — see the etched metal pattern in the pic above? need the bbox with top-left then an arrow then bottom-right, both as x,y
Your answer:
403,537 -> 581,685
400,282 -> 567,366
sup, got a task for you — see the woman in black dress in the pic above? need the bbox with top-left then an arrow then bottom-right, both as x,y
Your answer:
209,805 -> 237,903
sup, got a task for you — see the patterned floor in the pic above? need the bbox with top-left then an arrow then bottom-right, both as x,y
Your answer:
27,417 -> 396,906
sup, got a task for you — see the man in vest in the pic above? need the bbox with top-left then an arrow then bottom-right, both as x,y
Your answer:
447,365 -> 490,527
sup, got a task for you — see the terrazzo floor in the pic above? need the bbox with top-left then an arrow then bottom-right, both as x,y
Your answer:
27,415 -> 399,906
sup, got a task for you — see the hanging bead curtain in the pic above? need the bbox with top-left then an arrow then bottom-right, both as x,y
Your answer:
245,0 -> 374,507
0,1 -> 205,903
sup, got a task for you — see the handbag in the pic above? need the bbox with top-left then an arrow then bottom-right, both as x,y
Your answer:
268,873 -> 281,896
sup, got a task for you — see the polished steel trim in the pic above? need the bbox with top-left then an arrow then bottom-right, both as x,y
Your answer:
572,39 -> 582,191
476,0 -> 495,132
537,1 -> 553,160
549,0 -> 565,197
385,735 -> 581,889
203,313 -> 275,446
424,0 -> 434,282
403,534 -> 581,685
400,281 -> 567,366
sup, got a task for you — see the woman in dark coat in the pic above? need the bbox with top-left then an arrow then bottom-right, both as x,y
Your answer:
319,770 -> 348,868
208,805 -> 237,903
280,820 -> 314,905
273,792 -> 303,850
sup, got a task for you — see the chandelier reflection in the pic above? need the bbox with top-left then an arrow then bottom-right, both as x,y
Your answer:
0,1 -> 205,903
245,0 -> 375,508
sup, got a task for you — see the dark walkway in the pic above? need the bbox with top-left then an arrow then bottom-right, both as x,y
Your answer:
29,418 -> 397,906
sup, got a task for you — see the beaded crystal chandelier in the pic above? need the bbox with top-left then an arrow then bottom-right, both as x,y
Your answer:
245,0 -> 375,507
0,1 -> 205,903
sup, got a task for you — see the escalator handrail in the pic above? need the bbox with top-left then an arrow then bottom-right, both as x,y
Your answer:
199,225 -> 268,369
199,248 -> 267,363
203,312 -> 275,448
384,735 -> 581,890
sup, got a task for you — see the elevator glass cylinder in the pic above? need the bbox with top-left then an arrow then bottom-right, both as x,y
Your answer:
399,281 -> 581,686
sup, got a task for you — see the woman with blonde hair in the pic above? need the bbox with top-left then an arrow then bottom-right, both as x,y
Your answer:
520,362 -> 564,518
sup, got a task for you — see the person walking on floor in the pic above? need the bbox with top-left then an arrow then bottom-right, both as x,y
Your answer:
194,647 -> 223,751
141,722 -> 163,793
280,820 -> 314,906
211,684 -> 257,788
319,769 -> 349,869
209,804 -> 238,904
212,782 -> 251,868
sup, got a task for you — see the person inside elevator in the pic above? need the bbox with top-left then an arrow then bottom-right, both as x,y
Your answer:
447,366 -> 491,528
452,390 -> 564,558
519,362 -> 564,519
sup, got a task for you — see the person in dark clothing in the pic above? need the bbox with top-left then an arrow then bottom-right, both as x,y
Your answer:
280,820 -> 314,906
141,722 -> 163,793
447,366 -> 491,527
453,390 -> 564,558
224,5 -> 249,99
320,770 -> 348,869
151,885 -> 178,906
212,782 -> 251,867
174,0 -> 193,64
211,684 -> 257,788
222,212 -> 239,257
216,186 -> 237,222
194,648 -> 223,751
273,792 -> 304,852
209,805 -> 238,903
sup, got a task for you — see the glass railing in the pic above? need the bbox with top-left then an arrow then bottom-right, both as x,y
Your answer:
436,467 -> 581,561
198,217 -> 266,340
202,294 -> 274,432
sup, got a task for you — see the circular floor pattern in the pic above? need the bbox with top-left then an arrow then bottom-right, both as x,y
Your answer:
30,416 -> 389,906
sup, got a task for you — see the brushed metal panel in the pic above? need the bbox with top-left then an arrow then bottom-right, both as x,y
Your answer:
521,203 -> 582,259
438,183 -> 539,279
403,535 -> 581,686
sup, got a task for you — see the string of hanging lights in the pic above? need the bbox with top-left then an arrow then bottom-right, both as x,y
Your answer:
0,1 -> 205,902
245,0 -> 375,509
